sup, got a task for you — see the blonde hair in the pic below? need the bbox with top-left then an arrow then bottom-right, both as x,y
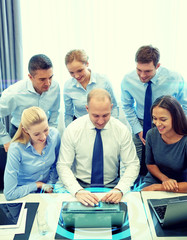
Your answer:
12,107 -> 47,144
65,49 -> 88,65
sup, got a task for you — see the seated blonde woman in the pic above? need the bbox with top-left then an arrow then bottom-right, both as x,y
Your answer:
142,95 -> 187,192
4,106 -> 61,200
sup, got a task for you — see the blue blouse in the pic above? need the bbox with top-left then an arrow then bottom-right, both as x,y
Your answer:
63,71 -> 119,127
4,127 -> 61,200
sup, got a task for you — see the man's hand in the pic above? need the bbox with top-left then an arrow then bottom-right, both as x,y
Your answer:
4,142 -> 10,152
75,189 -> 99,206
138,131 -> 146,145
101,188 -> 123,203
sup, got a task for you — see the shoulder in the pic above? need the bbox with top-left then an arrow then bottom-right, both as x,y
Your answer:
2,80 -> 27,95
91,72 -> 111,85
121,70 -> 139,88
63,78 -> 78,92
182,135 -> 187,145
64,115 -> 89,135
8,142 -> 24,157
146,127 -> 160,141
122,70 -> 137,81
158,67 -> 183,81
68,115 -> 88,128
108,117 -> 131,135
92,72 -> 109,80
48,127 -> 60,139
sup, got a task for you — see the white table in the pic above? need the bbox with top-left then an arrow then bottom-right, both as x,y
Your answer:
0,191 -> 152,240
141,191 -> 187,240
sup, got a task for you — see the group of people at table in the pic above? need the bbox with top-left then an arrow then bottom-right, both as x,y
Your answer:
0,45 -> 186,207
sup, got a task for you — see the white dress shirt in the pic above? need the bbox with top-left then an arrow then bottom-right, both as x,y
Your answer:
57,115 -> 140,196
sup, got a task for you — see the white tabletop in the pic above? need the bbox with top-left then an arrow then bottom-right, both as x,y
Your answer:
0,191 -> 152,240
141,191 -> 187,240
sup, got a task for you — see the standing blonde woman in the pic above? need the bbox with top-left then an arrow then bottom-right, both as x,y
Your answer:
4,107 -> 61,200
64,49 -> 119,127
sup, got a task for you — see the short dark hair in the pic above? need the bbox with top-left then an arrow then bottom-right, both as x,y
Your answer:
135,45 -> 160,67
151,95 -> 187,135
28,54 -> 53,76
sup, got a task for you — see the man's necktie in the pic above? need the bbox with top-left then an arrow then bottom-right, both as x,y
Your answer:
91,128 -> 104,187
143,81 -> 152,139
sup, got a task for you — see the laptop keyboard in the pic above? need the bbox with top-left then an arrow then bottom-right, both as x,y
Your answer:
154,205 -> 167,220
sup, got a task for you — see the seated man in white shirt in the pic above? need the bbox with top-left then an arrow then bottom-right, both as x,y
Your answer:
57,88 -> 140,206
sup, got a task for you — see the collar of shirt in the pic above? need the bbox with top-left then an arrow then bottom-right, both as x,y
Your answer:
87,115 -> 111,131
72,70 -> 97,88
27,79 -> 39,94
150,71 -> 158,85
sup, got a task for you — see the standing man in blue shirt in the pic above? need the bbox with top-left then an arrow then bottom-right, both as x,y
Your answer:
121,45 -> 187,176
0,54 -> 61,152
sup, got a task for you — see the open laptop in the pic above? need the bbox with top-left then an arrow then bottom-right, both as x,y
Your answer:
148,196 -> 187,228
60,201 -> 126,228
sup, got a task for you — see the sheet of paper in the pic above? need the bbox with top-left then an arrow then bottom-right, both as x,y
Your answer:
74,228 -> 112,239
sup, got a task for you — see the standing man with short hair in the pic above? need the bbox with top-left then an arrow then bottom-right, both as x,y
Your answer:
121,45 -> 187,176
0,54 -> 61,152
57,88 -> 139,206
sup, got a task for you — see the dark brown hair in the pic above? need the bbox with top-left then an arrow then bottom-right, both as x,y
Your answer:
135,45 -> 160,67
151,95 -> 187,135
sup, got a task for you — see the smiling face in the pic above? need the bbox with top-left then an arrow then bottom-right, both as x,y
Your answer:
66,60 -> 90,86
28,68 -> 53,94
86,97 -> 113,129
24,120 -> 49,145
152,106 -> 174,136
136,61 -> 160,83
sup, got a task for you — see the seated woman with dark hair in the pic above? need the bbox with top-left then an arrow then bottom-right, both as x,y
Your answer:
142,95 -> 187,192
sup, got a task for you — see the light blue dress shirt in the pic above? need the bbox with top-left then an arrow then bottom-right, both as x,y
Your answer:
0,79 -> 61,145
4,127 -> 61,200
121,66 -> 187,135
63,71 -> 119,127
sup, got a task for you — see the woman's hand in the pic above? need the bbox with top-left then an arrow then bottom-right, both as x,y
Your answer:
162,178 -> 179,192
142,184 -> 161,191
36,182 -> 53,193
